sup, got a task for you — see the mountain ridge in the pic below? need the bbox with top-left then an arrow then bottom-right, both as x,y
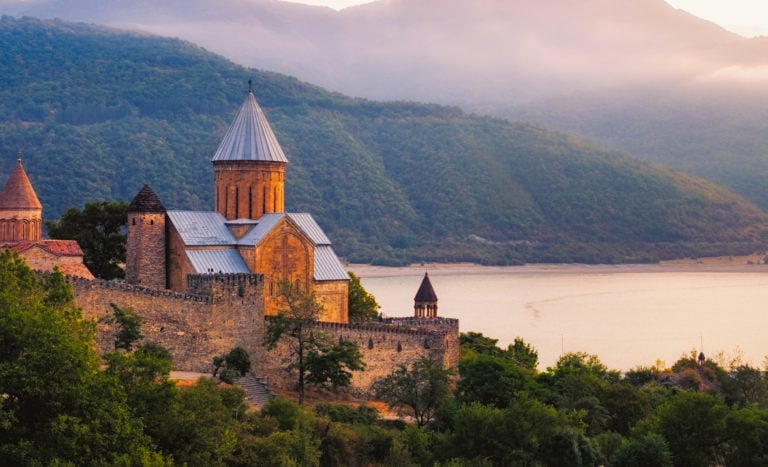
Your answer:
1,16 -> 767,265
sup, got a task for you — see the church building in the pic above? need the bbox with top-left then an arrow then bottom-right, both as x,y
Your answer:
126,87 -> 350,323
0,158 -> 94,279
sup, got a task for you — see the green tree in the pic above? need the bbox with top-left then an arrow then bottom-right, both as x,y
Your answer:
213,346 -> 253,383
265,282 -> 365,404
505,337 -> 539,370
347,272 -> 380,321
105,342 -> 177,443
459,331 -> 503,358
104,303 -> 143,351
456,355 -> 535,408
0,251 -> 165,464
651,391 -> 729,466
373,356 -> 453,427
45,200 -> 128,280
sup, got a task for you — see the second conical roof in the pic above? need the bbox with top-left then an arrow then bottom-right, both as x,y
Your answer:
128,184 -> 166,213
0,159 -> 42,210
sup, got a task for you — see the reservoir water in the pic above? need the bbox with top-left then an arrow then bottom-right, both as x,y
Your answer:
348,263 -> 768,371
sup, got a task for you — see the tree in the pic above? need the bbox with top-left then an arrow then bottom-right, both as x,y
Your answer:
45,200 -> 128,280
456,355 -> 534,408
213,346 -> 252,383
265,282 -> 365,404
373,356 -> 453,427
347,272 -> 380,321
505,337 -> 539,370
103,303 -> 143,351
0,250 -> 166,464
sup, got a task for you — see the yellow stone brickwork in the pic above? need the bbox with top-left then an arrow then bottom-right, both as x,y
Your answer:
214,161 -> 285,221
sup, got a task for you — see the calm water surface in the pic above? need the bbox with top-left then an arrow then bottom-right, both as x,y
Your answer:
349,264 -> 768,371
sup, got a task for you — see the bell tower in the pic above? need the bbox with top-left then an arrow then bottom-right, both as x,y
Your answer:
212,82 -> 288,220
414,272 -> 438,318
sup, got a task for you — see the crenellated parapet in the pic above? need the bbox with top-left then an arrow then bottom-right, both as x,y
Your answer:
186,273 -> 263,296
67,274 -> 210,303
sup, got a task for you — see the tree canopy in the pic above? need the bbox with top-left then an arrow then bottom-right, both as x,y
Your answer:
45,200 -> 128,280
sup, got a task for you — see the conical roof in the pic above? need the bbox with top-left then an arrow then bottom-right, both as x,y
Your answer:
414,272 -> 438,302
0,159 -> 42,210
128,184 -> 166,213
211,90 -> 288,163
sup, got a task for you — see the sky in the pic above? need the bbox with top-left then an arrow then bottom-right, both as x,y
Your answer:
292,0 -> 768,37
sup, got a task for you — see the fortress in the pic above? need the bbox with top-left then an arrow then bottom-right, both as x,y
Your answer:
1,86 -> 459,393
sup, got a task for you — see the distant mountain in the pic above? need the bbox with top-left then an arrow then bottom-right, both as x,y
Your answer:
0,0 -> 755,107
4,0 -> 768,217
1,17 -> 767,265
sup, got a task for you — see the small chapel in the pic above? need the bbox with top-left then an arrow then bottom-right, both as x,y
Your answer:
0,158 -> 94,279
125,86 -> 350,323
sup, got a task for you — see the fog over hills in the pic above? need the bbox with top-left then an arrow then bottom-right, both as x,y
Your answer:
4,0 -> 768,210
0,0 -> 756,106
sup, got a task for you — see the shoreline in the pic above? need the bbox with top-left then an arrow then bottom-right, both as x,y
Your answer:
347,254 -> 768,278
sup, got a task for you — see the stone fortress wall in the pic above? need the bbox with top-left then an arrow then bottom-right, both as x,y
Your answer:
67,273 -> 458,394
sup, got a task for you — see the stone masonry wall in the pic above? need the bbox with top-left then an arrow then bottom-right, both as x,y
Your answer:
69,274 -> 265,373
67,274 -> 459,396
260,318 -> 460,395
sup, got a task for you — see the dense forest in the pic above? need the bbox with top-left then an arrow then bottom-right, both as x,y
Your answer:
4,253 -> 768,466
2,17 -> 768,265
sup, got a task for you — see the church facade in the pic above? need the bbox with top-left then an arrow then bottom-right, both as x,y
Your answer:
125,89 -> 349,323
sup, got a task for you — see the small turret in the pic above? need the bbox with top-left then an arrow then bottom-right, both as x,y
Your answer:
414,271 -> 438,318
126,184 -> 167,289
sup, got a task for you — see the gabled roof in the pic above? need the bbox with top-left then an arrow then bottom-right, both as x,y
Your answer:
168,209 -> 348,282
237,212 -> 332,246
415,272 -> 438,302
0,159 -> 42,210
211,91 -> 288,163
186,249 -> 249,274
167,211 -> 236,246
128,184 -> 166,213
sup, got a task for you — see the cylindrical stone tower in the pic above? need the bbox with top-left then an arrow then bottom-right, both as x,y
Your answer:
125,184 -> 167,289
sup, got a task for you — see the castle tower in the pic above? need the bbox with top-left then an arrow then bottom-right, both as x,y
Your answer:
0,159 -> 42,242
212,85 -> 288,221
414,272 -> 438,318
126,184 -> 167,289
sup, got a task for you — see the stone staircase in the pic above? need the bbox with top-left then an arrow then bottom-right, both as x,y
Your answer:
235,373 -> 273,407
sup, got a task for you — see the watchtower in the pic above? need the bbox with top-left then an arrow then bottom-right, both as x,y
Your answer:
126,184 -> 167,289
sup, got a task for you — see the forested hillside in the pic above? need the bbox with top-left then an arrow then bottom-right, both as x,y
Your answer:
2,17 -> 768,264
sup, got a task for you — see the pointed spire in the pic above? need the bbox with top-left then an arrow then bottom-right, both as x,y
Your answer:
0,158 -> 42,210
414,271 -> 438,302
211,87 -> 288,163
128,184 -> 166,213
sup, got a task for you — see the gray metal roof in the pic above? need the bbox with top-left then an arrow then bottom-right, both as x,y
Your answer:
167,209 -> 347,281
237,213 -> 284,246
211,91 -> 289,163
314,245 -> 349,281
288,213 -> 332,245
186,249 -> 250,274
236,213 -> 332,247
167,211 -> 236,246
